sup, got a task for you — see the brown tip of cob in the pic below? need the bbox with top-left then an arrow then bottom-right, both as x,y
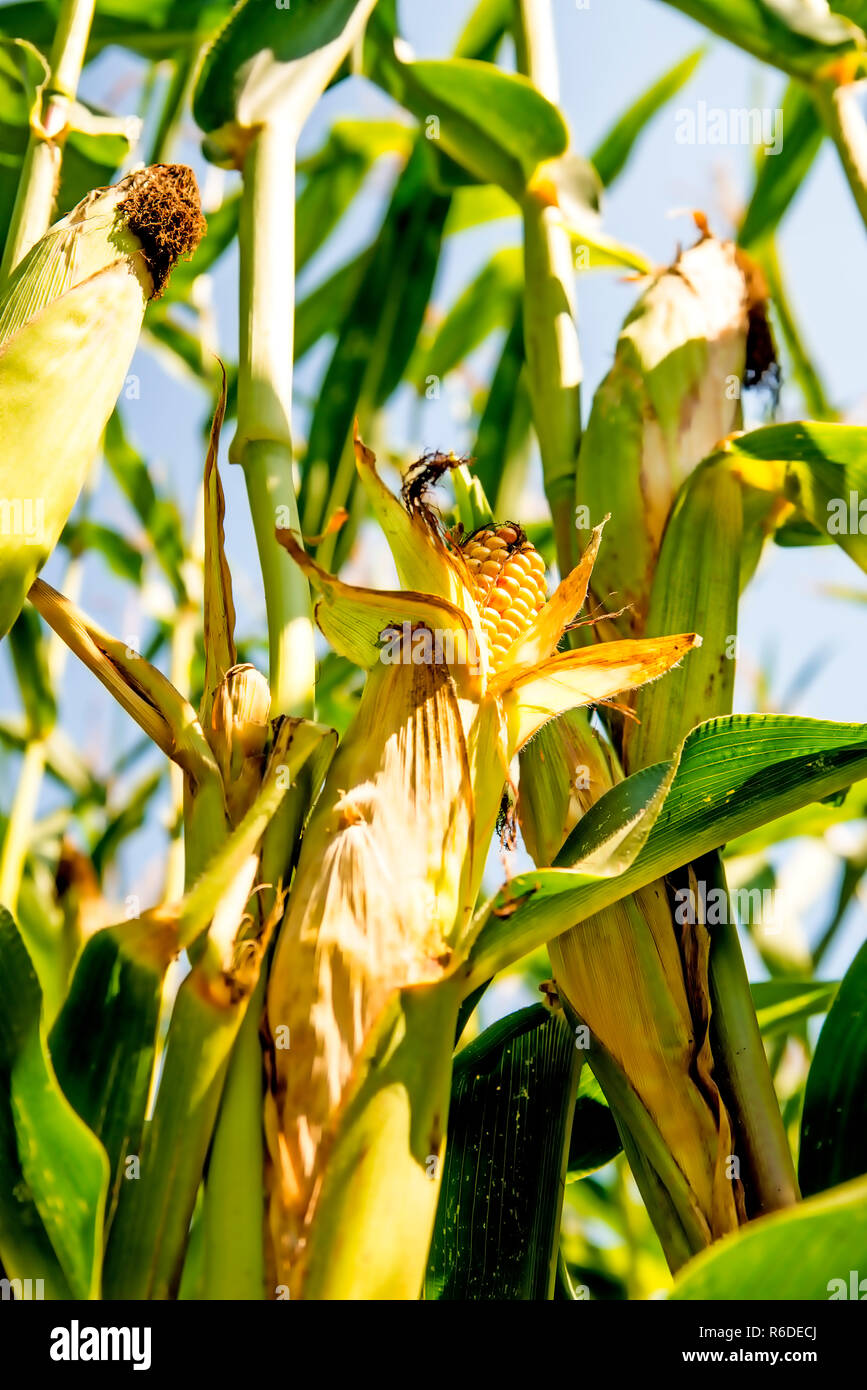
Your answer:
119,164 -> 206,298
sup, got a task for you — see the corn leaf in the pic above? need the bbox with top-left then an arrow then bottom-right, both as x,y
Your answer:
295,118 -> 414,272
8,605 -> 55,738
427,1004 -> 578,1300
466,713 -> 867,985
726,779 -> 867,857
659,0 -> 864,77
591,47 -> 705,187
374,54 -> 569,199
103,717 -> 336,1298
721,421 -> 867,572
193,0 -> 378,152
0,906 -> 108,1298
0,38 -> 137,265
60,519 -> 144,587
799,940 -> 867,1196
414,247 -> 523,391
103,410 -> 188,602
739,81 -> 823,248
626,459 -> 741,771
752,978 -> 839,1036
567,1066 -> 623,1181
0,1 -> 235,61
299,142 -> 451,553
671,1173 -> 867,1298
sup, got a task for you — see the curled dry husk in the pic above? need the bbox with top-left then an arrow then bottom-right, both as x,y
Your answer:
264,435 -> 700,1298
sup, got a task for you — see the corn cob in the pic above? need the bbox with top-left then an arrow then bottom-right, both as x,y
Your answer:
460,524 -> 548,667
264,436 -> 699,1298
0,165 -> 205,638
519,228 -> 776,1269
577,227 -> 772,638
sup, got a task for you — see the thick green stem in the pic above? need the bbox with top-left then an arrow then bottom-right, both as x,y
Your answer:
199,970 -> 267,1300
513,0 -> 582,576
0,0 -> 95,284
234,122 -> 315,719
700,851 -> 801,1217
813,80 -> 867,235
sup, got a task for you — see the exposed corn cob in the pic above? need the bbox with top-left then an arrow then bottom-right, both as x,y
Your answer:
264,435 -> 700,1298
0,165 -> 205,638
460,524 -> 548,667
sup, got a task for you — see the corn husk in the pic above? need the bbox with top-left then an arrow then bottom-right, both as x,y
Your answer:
0,165 -> 205,638
576,230 -> 769,638
264,436 -> 700,1297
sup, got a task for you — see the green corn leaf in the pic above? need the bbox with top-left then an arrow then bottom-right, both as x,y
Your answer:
671,1173 -> 867,1298
739,82 -> 823,248
48,915 -> 172,1234
0,906 -> 108,1299
725,779 -> 867,857
626,459 -> 741,771
193,0 -> 378,159
103,410 -> 188,602
414,247 -> 523,391
757,241 -> 835,419
0,1 -> 235,61
471,306 -> 533,516
60,519 -> 144,587
295,118 -> 414,272
591,47 -> 705,188
576,234 -> 753,637
161,190 -> 241,302
373,53 -> 569,199
50,715 -> 331,1243
8,605 -> 56,739
300,141 -> 450,557
567,1067 -> 623,1181
454,0 -> 513,62
427,1004 -> 578,1301
294,251 -> 368,363
720,421 -> 867,572
751,978 -> 839,1036
658,0 -> 865,77
466,713 -> 867,986
90,770 -> 164,878
799,940 -> 867,1196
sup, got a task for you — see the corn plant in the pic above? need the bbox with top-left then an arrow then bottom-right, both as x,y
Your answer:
0,0 -> 866,1306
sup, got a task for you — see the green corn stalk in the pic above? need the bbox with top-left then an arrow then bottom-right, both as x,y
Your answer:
513,0 -> 582,576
